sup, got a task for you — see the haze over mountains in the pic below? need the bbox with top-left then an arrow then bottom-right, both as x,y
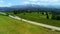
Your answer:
0,4 -> 60,11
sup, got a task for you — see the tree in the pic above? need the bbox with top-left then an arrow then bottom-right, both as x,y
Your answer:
51,14 -> 56,19
52,14 -> 60,20
42,12 -> 44,15
13,10 -> 17,15
46,12 -> 49,19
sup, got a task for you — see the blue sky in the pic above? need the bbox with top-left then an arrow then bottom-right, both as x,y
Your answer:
0,0 -> 60,7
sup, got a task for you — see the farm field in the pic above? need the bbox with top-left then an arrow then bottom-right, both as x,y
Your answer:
14,12 -> 60,27
0,14 -> 60,34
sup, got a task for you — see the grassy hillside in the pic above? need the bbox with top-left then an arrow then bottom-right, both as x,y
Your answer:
15,12 -> 60,27
0,14 -> 60,34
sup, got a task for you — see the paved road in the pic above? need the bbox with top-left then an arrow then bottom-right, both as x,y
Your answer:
0,12 -> 60,31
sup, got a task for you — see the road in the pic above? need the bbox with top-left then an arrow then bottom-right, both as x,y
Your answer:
0,12 -> 60,31
9,15 -> 60,31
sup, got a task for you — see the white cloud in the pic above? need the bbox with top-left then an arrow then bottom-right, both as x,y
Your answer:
7,3 -> 12,7
47,0 -> 59,3
23,1 -> 30,5
23,0 -> 60,6
0,0 -> 4,3
29,0 -> 38,2
0,3 -> 13,7
30,0 -> 59,3
8,3 -> 12,5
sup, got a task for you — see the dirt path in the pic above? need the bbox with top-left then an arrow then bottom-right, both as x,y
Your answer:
0,12 -> 60,31
9,15 -> 60,31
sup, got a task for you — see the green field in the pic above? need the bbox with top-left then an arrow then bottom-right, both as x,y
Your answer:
14,12 -> 60,27
0,14 -> 60,34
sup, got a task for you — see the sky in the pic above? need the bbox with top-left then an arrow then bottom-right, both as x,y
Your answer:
0,0 -> 60,7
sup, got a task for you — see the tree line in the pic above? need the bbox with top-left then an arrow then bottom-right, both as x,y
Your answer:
9,8 -> 60,20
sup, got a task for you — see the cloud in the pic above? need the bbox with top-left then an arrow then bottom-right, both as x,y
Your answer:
0,3 -> 12,7
24,1 -> 30,4
0,0 -> 4,3
7,3 -> 12,7
1,0 -> 60,7
29,0 -> 38,2
29,0 -> 59,3
8,3 -> 12,5
28,0 -> 60,5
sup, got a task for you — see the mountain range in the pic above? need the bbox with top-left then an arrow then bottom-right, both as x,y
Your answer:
0,4 -> 60,11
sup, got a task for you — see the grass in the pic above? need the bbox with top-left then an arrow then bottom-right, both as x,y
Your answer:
15,12 -> 60,27
0,14 -> 60,34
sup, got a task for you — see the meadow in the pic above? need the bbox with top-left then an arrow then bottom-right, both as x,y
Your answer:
0,14 -> 60,34
14,12 -> 60,27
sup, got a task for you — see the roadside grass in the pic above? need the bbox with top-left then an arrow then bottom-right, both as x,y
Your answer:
0,14 -> 60,34
15,12 -> 60,27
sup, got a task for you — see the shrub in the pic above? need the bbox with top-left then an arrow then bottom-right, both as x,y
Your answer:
56,16 -> 60,20
52,15 -> 60,20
